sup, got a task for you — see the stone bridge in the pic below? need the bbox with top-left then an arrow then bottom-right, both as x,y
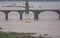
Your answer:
0,10 -> 60,20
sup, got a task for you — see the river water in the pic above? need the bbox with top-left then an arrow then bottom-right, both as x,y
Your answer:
0,19 -> 60,38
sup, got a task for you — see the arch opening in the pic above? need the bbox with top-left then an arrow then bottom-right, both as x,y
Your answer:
23,11 -> 34,20
39,11 -> 59,20
0,12 -> 5,20
8,11 -> 20,20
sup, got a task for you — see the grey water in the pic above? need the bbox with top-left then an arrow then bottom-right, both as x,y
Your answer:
0,19 -> 60,38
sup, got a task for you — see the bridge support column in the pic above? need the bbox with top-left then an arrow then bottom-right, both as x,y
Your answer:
18,11 -> 23,20
59,14 -> 60,19
5,13 -> 8,20
34,14 -> 39,20
58,12 -> 60,19
3,11 -> 10,20
19,13 -> 23,20
33,11 -> 40,20
56,10 -> 60,19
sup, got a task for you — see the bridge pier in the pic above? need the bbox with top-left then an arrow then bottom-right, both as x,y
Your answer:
3,11 -> 10,20
34,14 -> 39,20
58,12 -> 60,19
58,13 -> 60,19
33,11 -> 40,20
55,10 -> 60,20
59,15 -> 60,19
20,14 -> 22,20
5,13 -> 8,20
18,11 -> 23,20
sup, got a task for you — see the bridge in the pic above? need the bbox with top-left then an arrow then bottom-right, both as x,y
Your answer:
0,0 -> 60,20
0,9 -> 60,20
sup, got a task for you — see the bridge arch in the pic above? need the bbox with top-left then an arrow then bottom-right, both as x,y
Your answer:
0,11 -> 5,20
8,11 -> 20,20
23,11 -> 34,20
39,11 -> 59,19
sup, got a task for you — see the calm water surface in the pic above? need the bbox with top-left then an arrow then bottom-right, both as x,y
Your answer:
0,19 -> 60,38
